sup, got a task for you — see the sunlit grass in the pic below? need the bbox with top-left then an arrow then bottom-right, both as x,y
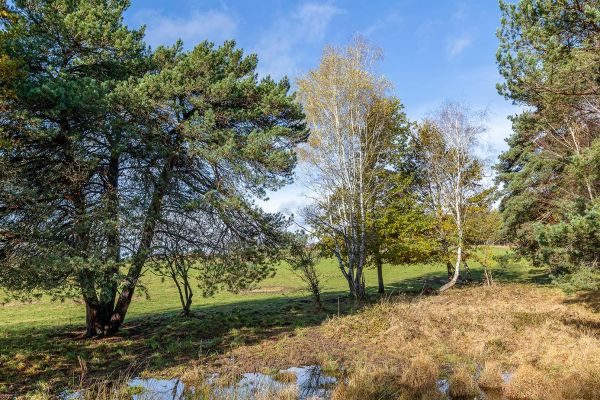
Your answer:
0,246 -> 533,331
0,246 -> 549,395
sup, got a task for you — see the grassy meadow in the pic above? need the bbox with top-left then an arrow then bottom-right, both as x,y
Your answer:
2,247 -> 598,399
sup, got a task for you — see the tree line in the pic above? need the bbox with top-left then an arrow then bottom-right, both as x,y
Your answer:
1,0 -> 598,339
296,39 -> 495,299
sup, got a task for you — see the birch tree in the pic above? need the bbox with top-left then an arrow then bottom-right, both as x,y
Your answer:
297,39 -> 401,299
414,101 -> 486,292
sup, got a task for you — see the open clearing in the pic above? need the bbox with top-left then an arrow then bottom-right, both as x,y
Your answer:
4,247 -> 598,399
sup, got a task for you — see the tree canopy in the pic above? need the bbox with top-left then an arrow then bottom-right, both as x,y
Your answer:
0,0 -> 307,335
497,0 -> 600,289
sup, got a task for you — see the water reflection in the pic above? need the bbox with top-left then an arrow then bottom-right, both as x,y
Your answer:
65,365 -> 337,400
213,365 -> 337,400
128,377 -> 185,399
65,366 -> 513,399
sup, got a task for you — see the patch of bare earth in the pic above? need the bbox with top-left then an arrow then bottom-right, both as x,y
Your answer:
207,284 -> 600,399
241,286 -> 296,294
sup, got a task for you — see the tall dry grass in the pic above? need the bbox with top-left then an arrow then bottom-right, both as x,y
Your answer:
217,284 -> 600,400
29,285 -> 599,400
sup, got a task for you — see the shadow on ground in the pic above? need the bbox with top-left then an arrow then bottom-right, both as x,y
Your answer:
0,264 -> 551,395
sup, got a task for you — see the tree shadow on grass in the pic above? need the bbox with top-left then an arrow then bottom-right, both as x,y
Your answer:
564,291 -> 600,313
0,289 -> 371,395
560,291 -> 600,333
0,264 -> 550,396
382,262 -> 552,293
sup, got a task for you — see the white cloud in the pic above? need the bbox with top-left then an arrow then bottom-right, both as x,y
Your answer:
134,9 -> 237,49
255,3 -> 343,79
360,12 -> 403,37
447,35 -> 472,58
452,2 -> 468,21
259,182 -> 308,219
296,3 -> 343,41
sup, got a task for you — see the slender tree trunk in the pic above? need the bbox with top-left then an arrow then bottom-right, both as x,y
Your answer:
463,260 -> 472,281
439,245 -> 461,292
108,153 -> 176,333
351,268 -> 366,300
183,289 -> 193,317
439,172 -> 463,293
313,288 -> 323,311
376,253 -> 384,294
183,270 -> 193,316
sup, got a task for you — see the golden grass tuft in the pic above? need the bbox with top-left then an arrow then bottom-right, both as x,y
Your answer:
255,384 -> 298,400
477,361 -> 504,389
318,354 -> 342,377
448,366 -> 479,398
397,388 -> 444,400
400,355 -> 439,394
216,284 -> 600,400
556,367 -> 600,400
272,370 -> 297,383
503,364 -> 549,399
331,365 -> 402,400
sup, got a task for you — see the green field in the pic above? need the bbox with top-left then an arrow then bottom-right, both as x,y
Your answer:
0,247 -> 545,394
0,247 -> 540,331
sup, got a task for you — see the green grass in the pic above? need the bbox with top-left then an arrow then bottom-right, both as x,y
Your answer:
0,246 -> 545,395
0,246 -> 538,331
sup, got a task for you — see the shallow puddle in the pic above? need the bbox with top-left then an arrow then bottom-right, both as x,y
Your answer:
128,377 -> 185,399
65,366 -> 513,399
215,365 -> 337,399
64,365 -> 336,399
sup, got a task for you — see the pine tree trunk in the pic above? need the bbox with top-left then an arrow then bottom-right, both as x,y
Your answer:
109,153 -> 176,333
84,301 -> 98,338
84,298 -> 117,337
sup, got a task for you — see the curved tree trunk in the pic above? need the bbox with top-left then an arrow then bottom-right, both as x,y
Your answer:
439,245 -> 461,293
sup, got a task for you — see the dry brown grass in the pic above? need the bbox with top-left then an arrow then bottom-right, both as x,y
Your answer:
330,365 -> 402,400
255,385 -> 298,400
503,364 -> 550,399
477,361 -> 504,389
448,366 -> 480,398
272,370 -> 297,383
329,362 -> 444,400
213,284 -> 600,400
400,355 -> 439,395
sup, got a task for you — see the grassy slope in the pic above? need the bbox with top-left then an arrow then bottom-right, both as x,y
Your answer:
0,247 -> 535,331
215,285 -> 600,400
0,247 -> 548,394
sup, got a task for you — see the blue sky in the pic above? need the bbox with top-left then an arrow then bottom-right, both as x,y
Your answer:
124,0 -> 519,214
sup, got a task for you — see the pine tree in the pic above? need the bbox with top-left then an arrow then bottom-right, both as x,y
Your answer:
0,1 -> 306,336
496,0 -> 600,289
